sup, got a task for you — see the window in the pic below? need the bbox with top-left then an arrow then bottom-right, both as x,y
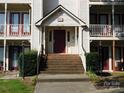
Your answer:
49,31 -> 52,42
10,13 -> 19,32
67,32 -> 70,42
122,14 -> 124,25
0,13 -> 5,32
115,47 -> 121,61
23,13 -> 30,32
114,14 -> 120,25
90,14 -> 97,24
99,14 -> 108,24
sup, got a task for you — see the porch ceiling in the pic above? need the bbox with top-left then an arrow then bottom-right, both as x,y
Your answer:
91,40 -> 124,46
6,40 -> 30,46
0,40 -> 4,45
90,5 -> 124,13
0,4 -> 31,11
0,4 -> 5,10
91,40 -> 113,46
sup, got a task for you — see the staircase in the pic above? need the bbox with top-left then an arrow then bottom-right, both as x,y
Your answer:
40,54 -> 84,74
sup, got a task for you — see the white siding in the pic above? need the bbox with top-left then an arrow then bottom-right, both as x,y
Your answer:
59,0 -> 79,16
80,0 -> 89,25
43,0 -> 79,16
43,11 -> 80,26
43,0 -> 59,16
80,0 -> 90,53
31,0 -> 43,50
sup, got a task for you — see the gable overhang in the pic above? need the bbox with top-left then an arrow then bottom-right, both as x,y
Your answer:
35,5 -> 86,26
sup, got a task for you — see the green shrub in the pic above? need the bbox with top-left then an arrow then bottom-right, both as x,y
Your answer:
18,50 -> 38,76
85,52 -> 100,72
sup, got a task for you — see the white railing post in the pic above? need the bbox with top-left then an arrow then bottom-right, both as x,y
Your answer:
19,24 -> 22,37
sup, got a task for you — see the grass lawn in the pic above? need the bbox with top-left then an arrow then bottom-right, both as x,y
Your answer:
0,79 -> 34,93
111,72 -> 124,77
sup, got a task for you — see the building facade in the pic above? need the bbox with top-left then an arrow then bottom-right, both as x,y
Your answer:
0,0 -> 123,72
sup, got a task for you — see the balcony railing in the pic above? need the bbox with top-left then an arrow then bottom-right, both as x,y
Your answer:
114,25 -> 124,37
0,24 -> 31,37
90,24 -> 124,37
90,0 -> 124,2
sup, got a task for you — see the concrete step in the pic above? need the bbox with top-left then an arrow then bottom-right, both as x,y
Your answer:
47,60 -> 81,62
37,74 -> 89,82
47,65 -> 83,68
40,54 -> 84,74
46,63 -> 82,65
40,71 -> 84,74
44,68 -> 83,71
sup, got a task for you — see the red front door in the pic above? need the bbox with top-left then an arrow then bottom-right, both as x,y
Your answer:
102,47 -> 109,70
54,30 -> 65,53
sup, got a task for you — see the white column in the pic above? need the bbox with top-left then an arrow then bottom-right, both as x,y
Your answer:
75,27 -> 77,46
75,27 -> 78,54
3,3 -> 7,71
4,3 -> 7,37
6,46 -> 9,71
112,1 -> 115,37
109,46 -> 112,72
43,26 -> 46,54
121,47 -> 123,71
30,3 -> 33,50
3,40 -> 6,71
29,9 -> 31,26
78,26 -> 82,54
29,8 -> 31,36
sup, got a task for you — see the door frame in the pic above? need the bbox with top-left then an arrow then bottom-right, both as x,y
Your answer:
46,27 -> 77,54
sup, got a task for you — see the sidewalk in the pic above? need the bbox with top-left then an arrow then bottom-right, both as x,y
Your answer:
34,74 -> 124,93
34,74 -> 97,93
0,71 -> 19,79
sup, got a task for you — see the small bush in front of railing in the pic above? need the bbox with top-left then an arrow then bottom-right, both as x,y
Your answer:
18,50 -> 38,77
85,52 -> 101,72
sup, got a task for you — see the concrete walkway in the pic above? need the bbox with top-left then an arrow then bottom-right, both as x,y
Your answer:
34,74 -> 97,93
34,74 -> 124,93
0,71 -> 19,79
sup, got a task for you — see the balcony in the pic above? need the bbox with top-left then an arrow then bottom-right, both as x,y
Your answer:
0,24 -> 31,38
90,24 -> 124,37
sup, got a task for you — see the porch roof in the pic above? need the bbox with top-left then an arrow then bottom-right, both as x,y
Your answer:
35,5 -> 86,26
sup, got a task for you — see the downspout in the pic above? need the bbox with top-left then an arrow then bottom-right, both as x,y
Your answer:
79,25 -> 88,72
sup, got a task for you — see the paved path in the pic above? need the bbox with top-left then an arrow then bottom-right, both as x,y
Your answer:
34,74 -> 96,93
34,74 -> 124,93
0,71 -> 19,79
